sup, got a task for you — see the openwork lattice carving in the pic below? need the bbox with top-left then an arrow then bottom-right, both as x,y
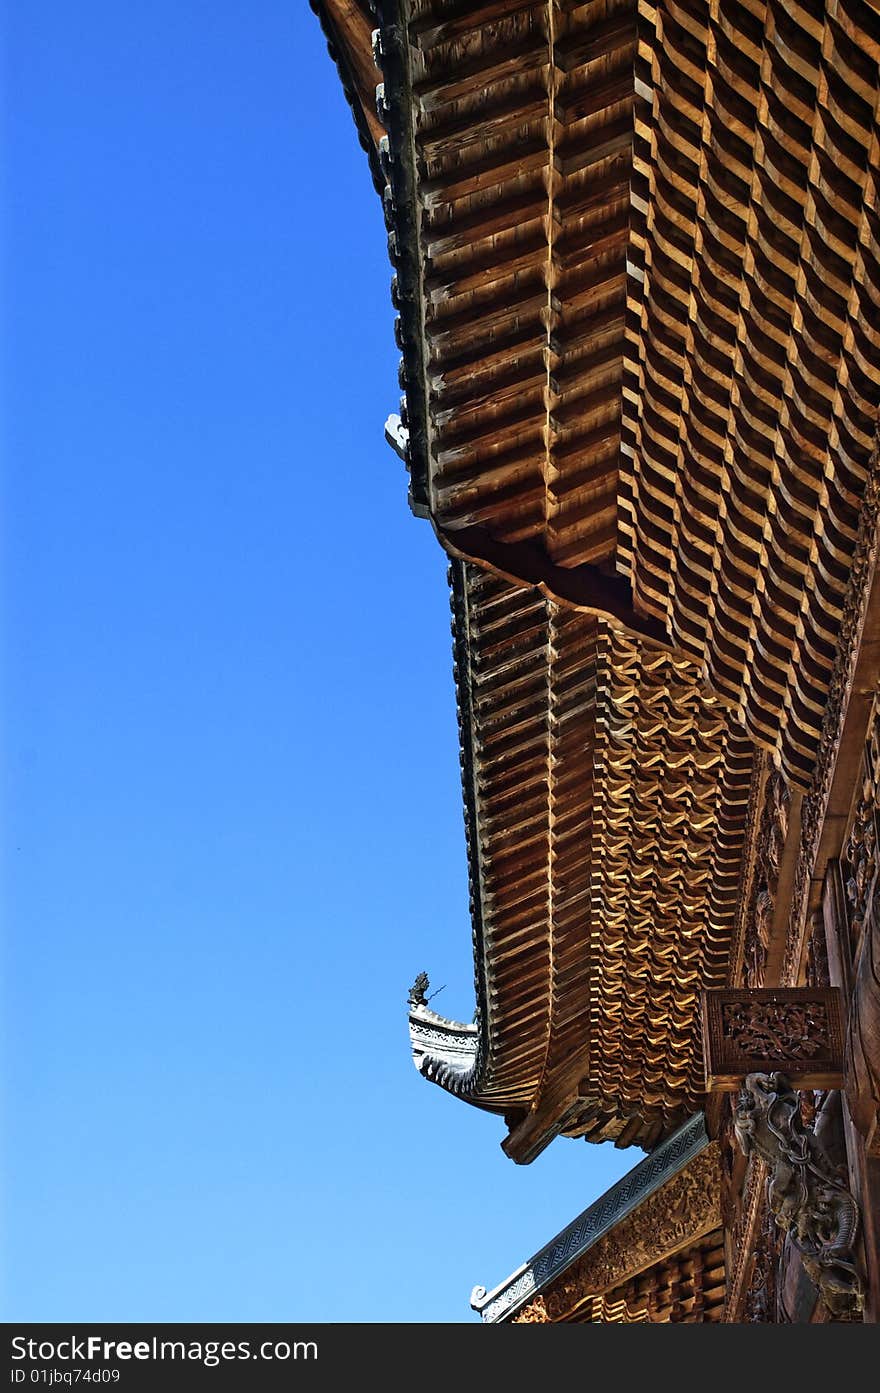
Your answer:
734,1073 -> 863,1318
721,1001 -> 830,1062
702,988 -> 845,1092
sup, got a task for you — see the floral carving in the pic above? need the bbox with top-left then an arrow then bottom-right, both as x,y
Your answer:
511,1297 -> 548,1323
805,909 -> 830,990
721,1000 -> 830,1061
743,1204 -> 782,1323
703,987 -> 845,1090
845,801 -> 876,927
842,765 -> 878,954
783,451 -> 880,985
743,771 -> 790,988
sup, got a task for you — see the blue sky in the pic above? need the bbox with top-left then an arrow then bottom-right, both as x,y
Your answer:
2,1 -> 633,1322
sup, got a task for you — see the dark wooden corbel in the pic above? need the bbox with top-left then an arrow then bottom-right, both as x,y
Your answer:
701,987 -> 863,1318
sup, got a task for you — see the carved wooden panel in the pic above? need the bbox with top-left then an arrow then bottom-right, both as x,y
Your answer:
722,1148 -> 767,1322
539,1144 -> 721,1315
733,1073 -> 863,1318
841,710 -> 880,961
743,1204 -> 783,1324
565,1233 -> 726,1324
513,1233 -> 726,1323
743,771 -> 791,989
847,901 -> 880,1159
702,988 -> 846,1091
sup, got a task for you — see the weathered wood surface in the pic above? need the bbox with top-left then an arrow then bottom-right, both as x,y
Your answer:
315,0 -> 385,148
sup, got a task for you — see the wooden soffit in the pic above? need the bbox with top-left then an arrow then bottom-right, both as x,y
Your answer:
407,560 -> 754,1155
367,0 -> 880,789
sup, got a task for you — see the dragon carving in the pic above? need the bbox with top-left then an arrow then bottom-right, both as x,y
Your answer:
734,1072 -> 864,1317
407,971 -> 430,1008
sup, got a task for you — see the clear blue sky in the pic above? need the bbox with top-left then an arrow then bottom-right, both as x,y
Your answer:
2,1 -> 633,1322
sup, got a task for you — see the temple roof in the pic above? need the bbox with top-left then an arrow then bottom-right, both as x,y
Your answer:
469,1112 -> 716,1320
373,0 -> 880,787
315,1 -> 880,1157
409,560 -> 753,1155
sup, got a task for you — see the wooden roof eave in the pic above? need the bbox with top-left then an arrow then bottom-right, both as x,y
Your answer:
328,0 -> 880,793
310,0 -> 386,195
373,1 -> 433,518
404,559 -> 509,1117
372,2 -> 674,651
432,518 -> 670,646
471,1114 -> 714,1322
406,562 -> 756,1153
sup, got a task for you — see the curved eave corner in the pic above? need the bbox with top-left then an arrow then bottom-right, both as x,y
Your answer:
408,1003 -> 504,1113
408,1003 -> 477,1094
